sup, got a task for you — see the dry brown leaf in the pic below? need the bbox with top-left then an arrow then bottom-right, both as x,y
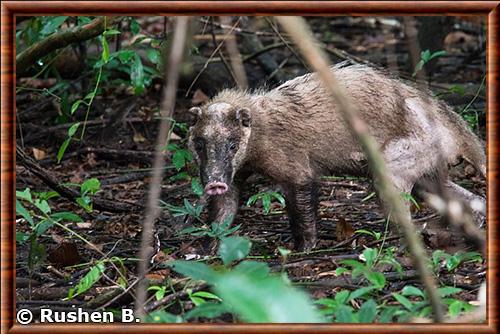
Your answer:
133,132 -> 146,143
76,221 -> 92,229
335,217 -> 355,242
47,242 -> 81,267
191,89 -> 209,105
32,148 -> 47,160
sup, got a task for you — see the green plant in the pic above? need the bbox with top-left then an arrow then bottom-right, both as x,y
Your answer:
161,236 -> 325,323
161,198 -> 203,222
178,215 -> 241,239
412,49 -> 447,77
431,250 -> 483,273
246,191 -> 286,215
16,187 -> 83,272
355,229 -> 382,241
187,289 -> 222,306
401,192 -> 420,210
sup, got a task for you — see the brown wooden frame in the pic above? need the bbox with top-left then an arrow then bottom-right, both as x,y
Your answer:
1,1 -> 498,333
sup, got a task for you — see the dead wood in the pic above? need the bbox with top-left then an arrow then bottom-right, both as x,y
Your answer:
17,17 -> 116,76
16,146 -> 143,213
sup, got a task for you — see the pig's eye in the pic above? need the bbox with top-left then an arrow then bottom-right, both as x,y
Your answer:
194,138 -> 204,151
229,142 -> 237,151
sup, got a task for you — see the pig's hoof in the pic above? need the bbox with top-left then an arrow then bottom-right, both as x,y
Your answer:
295,239 -> 317,252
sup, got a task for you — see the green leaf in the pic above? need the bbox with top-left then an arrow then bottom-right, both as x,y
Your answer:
438,286 -> 462,297
16,188 -> 33,202
421,50 -> 431,62
429,50 -> 447,60
191,291 -> 221,301
272,192 -> 286,208
277,247 -> 291,257
233,261 -> 270,279
362,248 -> 377,267
262,193 -> 271,214
16,231 -> 30,243
358,299 -> 378,323
191,177 -> 204,196
445,255 -> 461,271
184,302 -> 230,320
155,289 -> 166,301
246,194 -> 258,207
170,260 -> 219,283
103,29 -> 121,36
335,305 -> 355,323
34,219 -> 54,236
218,236 -> 252,266
130,19 -> 140,34
146,310 -> 183,323
81,178 -> 101,195
67,122 -> 81,137
379,306 -> 398,323
449,85 -> 466,96
71,100 -> 83,115
147,49 -> 160,64
50,212 -> 82,222
339,259 -> 365,270
117,50 -> 135,63
335,290 -> 350,305
16,199 -> 33,225
402,285 -> 425,298
131,54 -> 145,95
76,197 -> 92,212
41,16 -> 68,35
172,150 -> 187,170
71,262 -> 106,298
84,92 -> 95,100
335,267 -> 349,276
214,271 -> 324,323
365,271 -> 386,289
34,199 -> 51,214
101,36 -> 110,63
349,286 -> 376,301
392,293 -> 414,311
57,138 -> 71,163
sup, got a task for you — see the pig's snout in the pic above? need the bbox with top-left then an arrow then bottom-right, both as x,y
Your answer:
205,182 -> 229,196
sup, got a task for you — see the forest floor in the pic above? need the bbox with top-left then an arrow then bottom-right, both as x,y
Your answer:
15,16 -> 486,321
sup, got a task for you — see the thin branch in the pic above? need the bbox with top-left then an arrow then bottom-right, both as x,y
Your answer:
276,16 -> 444,323
16,17 -> 116,75
185,17 -> 241,97
135,17 -> 189,318
220,16 -> 248,90
16,146 -> 142,213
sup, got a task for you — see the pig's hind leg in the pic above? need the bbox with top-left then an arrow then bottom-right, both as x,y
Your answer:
283,181 -> 319,251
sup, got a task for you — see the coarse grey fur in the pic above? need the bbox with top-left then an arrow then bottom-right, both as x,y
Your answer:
187,64 -> 486,250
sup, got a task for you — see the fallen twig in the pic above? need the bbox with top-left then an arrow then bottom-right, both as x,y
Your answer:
16,146 -> 143,213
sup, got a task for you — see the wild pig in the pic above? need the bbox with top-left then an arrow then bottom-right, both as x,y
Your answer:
187,63 -> 486,250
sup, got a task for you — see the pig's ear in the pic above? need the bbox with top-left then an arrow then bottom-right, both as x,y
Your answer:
236,108 -> 251,127
187,107 -> 202,126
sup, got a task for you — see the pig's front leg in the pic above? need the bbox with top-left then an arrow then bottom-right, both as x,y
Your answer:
283,181 -> 318,251
207,183 -> 240,225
